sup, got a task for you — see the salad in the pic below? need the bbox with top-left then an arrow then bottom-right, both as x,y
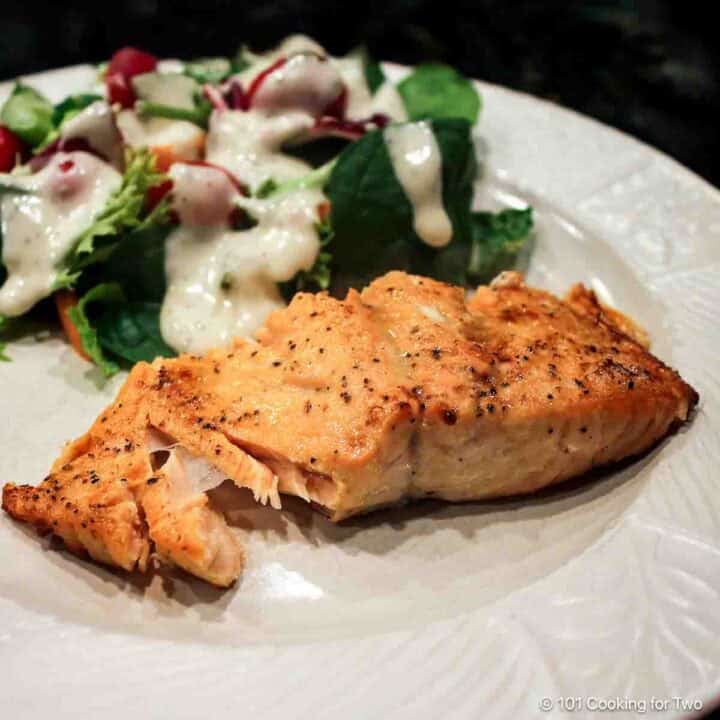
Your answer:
0,35 -> 533,374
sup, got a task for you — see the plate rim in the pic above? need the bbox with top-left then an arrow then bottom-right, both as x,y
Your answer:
1,60 -> 719,720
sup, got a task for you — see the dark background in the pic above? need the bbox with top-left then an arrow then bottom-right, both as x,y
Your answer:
2,1 -> 718,186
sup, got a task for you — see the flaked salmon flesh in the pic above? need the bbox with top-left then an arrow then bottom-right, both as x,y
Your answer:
2,271 -> 697,586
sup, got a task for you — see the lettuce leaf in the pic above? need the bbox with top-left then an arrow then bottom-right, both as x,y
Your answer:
0,84 -> 54,147
0,180 -> 32,197
56,148 -> 170,285
255,158 -> 336,199
467,208 -> 534,281
398,64 -> 481,124
64,221 -> 176,373
231,47 -> 253,74
67,283 -> 125,377
184,58 -> 232,85
68,279 -> 175,372
136,97 -> 212,128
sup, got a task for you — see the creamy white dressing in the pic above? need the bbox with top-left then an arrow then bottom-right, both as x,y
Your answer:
60,100 -> 123,167
113,37 -> 434,353
384,121 -> 452,248
116,110 -> 205,161
252,54 -> 344,117
333,56 -> 407,121
235,190 -> 323,283
168,163 -> 239,226
0,152 -> 121,316
156,59 -> 185,74
132,72 -> 198,109
158,37 -> 413,351
160,163 -> 322,353
242,42 -> 406,122
210,38 -> 408,196
206,109 -> 313,191
160,40 -> 349,350
209,52 -> 348,192
239,37 -> 405,122
273,34 -> 326,57
239,35 -> 327,82
370,81 -> 408,121
161,231 -> 285,354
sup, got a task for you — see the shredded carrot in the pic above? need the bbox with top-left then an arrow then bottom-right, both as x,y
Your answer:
55,291 -> 90,361
317,201 -> 331,222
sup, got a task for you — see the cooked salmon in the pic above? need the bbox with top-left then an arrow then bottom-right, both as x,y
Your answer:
2,271 -> 697,586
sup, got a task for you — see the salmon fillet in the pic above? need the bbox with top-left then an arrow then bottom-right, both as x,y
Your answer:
2,271 -> 697,586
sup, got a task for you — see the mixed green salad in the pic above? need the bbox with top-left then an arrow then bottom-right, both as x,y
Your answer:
0,35 -> 533,374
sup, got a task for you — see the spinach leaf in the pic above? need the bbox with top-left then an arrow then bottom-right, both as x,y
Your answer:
96,302 -> 175,364
326,118 -> 476,287
398,64 -> 481,123
67,283 -> 125,377
68,223 -> 174,371
362,49 -> 385,94
51,94 -> 103,129
467,208 -> 534,282
0,84 -> 54,147
327,126 -> 416,282
97,223 -> 170,303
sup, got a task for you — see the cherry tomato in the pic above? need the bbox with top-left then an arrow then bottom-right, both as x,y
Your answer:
106,73 -> 135,108
145,178 -> 174,214
0,126 -> 26,172
106,46 -> 158,108
108,46 -> 158,80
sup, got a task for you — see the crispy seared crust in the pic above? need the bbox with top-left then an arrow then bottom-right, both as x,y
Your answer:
2,368 -> 153,571
2,364 -> 244,586
2,271 -> 698,585
565,282 -> 651,349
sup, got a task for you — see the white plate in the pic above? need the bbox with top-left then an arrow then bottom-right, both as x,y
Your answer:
1,63 -> 719,720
